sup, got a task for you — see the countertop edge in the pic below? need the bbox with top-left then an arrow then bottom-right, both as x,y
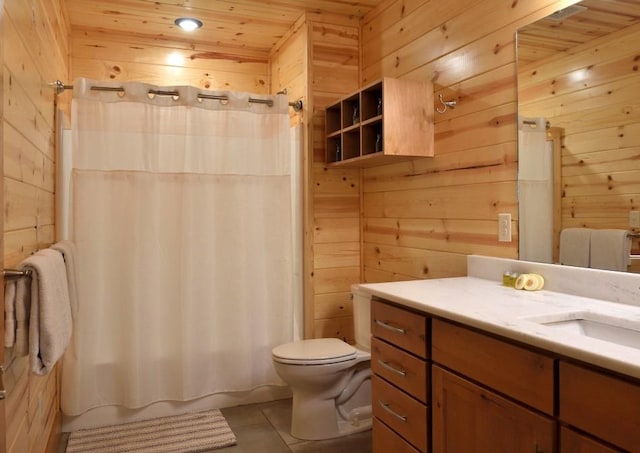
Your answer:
359,278 -> 640,381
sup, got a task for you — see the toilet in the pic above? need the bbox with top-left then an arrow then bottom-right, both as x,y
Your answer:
272,284 -> 372,440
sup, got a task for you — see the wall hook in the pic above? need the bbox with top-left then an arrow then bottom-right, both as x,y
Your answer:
436,93 -> 457,114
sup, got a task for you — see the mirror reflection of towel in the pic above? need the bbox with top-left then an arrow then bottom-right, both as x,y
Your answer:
590,229 -> 631,272
559,228 -> 592,267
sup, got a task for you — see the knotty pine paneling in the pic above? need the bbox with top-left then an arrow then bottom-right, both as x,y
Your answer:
519,21 -> 640,238
358,0 -> 583,282
268,12 -> 362,340
269,14 -> 307,126
3,0 -> 68,451
0,5 -> 5,452
70,31 -> 269,93
308,19 -> 360,340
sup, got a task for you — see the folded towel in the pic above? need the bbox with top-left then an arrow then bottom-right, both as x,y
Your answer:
21,249 -> 73,375
14,277 -> 31,356
590,229 -> 631,272
4,280 -> 16,347
4,276 -> 31,355
51,240 -> 80,318
559,228 -> 592,267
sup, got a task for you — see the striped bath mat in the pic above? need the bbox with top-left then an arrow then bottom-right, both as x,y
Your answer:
66,409 -> 236,453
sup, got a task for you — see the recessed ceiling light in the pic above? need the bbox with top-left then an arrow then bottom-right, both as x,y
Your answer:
175,18 -> 203,31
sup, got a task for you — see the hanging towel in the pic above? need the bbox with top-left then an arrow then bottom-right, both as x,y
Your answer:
4,275 -> 31,355
4,280 -> 17,348
21,249 -> 73,375
559,228 -> 592,267
14,276 -> 31,356
590,229 -> 632,272
51,240 -> 80,319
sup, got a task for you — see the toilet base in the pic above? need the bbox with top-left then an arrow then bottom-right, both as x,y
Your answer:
290,394 -> 372,440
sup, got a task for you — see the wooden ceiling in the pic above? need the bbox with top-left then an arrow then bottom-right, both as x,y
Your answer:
64,0 -> 382,58
517,0 -> 640,66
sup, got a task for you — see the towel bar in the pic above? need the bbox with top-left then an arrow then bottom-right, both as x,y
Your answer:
3,269 -> 32,279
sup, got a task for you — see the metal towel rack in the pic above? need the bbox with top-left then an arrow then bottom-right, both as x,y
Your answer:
3,269 -> 32,280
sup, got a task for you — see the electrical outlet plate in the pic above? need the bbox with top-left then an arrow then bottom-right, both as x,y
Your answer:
498,213 -> 512,242
630,211 -> 640,229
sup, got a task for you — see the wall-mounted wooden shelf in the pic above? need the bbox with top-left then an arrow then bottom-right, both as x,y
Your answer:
325,77 -> 434,168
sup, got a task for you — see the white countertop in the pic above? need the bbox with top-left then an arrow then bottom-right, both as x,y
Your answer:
359,274 -> 640,380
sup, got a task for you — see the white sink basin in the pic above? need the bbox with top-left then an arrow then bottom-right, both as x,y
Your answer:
525,312 -> 640,350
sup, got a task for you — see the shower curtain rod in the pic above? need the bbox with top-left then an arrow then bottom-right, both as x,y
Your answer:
49,80 -> 303,112
521,119 -> 550,129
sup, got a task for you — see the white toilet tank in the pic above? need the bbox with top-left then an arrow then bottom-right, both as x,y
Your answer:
351,284 -> 371,351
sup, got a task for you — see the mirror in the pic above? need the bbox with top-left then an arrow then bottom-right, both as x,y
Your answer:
516,0 -> 640,272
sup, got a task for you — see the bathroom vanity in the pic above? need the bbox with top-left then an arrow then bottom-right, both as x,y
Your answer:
363,255 -> 640,453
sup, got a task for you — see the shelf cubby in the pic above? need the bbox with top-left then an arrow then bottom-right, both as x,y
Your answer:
324,77 -> 434,168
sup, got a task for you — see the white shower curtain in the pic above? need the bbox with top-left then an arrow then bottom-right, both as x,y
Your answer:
61,79 -> 297,416
518,116 -> 553,264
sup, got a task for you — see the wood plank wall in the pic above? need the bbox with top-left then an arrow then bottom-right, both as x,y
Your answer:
70,31 -> 270,94
2,0 -> 69,451
270,12 -> 362,341
270,15 -> 307,127
359,0 -> 583,283
0,5 -> 6,453
308,18 -> 360,341
518,23 -> 640,240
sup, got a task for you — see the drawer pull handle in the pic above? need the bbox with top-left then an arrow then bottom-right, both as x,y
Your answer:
378,401 -> 407,422
375,319 -> 407,335
378,360 -> 407,377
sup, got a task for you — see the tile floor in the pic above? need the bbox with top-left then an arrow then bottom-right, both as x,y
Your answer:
215,398 -> 372,453
59,398 -> 373,453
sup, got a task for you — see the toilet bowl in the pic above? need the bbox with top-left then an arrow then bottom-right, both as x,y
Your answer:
272,284 -> 372,440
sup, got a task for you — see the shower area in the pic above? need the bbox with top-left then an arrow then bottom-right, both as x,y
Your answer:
56,79 -> 303,431
518,116 -> 562,265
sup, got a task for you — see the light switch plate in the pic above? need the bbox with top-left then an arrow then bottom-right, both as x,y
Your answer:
498,213 -> 512,242
630,211 -> 640,229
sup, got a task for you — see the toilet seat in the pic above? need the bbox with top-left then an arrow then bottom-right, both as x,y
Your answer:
272,338 -> 357,365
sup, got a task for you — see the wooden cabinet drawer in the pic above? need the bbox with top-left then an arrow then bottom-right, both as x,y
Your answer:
432,318 -> 555,414
560,426 -> 619,453
372,299 -> 428,358
372,375 -> 428,452
560,361 -> 640,452
371,337 -> 428,403
373,417 -> 420,453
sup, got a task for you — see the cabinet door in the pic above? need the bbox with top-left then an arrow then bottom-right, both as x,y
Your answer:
560,427 -> 619,453
559,361 -> 640,452
432,366 -> 555,453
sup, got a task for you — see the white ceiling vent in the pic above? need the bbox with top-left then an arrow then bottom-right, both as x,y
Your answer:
547,4 -> 588,21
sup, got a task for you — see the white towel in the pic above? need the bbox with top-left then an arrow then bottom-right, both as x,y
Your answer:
559,228 -> 592,267
590,229 -> 632,272
21,249 -> 73,375
4,280 -> 16,347
14,277 -> 31,356
51,240 -> 80,319
4,275 -> 31,355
